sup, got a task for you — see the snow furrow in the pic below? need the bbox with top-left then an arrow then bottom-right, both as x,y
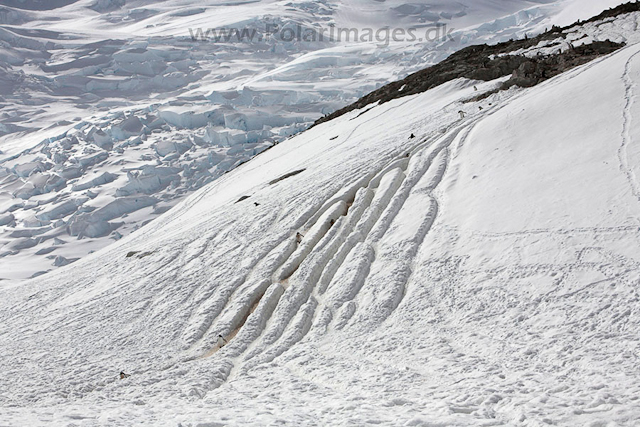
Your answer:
225,283 -> 287,358
234,168 -> 404,362
317,167 -> 406,294
187,237 -> 296,352
196,176 -> 381,367
250,130 -> 460,349
347,128 -> 472,325
354,195 -> 440,325
242,297 -> 318,371
322,242 -> 376,313
232,155 -> 413,364
301,173 -> 375,231
618,49 -> 640,201
276,200 -> 348,282
365,130 -> 460,246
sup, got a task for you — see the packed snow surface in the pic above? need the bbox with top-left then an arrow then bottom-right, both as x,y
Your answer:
1,33 -> 640,425
0,0 -> 633,280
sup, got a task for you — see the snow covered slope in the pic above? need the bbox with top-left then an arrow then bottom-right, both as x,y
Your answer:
0,0 -> 632,281
1,26 -> 640,425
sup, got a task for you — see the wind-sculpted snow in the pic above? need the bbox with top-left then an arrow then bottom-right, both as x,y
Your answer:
1,0 -> 627,280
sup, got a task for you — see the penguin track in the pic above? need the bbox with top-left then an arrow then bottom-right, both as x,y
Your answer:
196,104 -> 503,384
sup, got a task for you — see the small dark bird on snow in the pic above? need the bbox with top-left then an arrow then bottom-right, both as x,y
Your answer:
254,202 -> 260,206
296,232 -> 304,244
217,334 -> 228,348
409,133 -> 415,139
119,371 -> 130,380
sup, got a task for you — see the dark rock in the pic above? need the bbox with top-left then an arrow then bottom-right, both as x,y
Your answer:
312,4 -> 636,127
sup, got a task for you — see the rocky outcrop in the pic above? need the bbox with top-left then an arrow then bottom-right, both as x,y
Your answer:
314,3 -> 638,127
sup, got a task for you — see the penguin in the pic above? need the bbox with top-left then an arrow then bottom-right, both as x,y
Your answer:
254,202 -> 260,206
409,133 -> 415,139
217,334 -> 228,348
295,232 -> 304,244
119,371 -> 130,380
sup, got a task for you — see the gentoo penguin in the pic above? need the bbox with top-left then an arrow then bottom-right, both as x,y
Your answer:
295,232 -> 304,244
217,334 -> 227,348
